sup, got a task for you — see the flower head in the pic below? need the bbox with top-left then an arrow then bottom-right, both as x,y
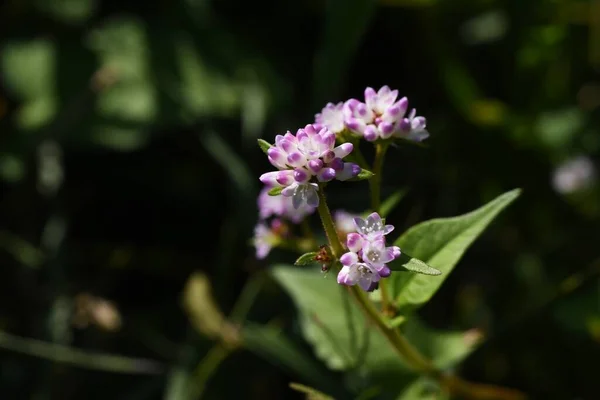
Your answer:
315,102 -> 345,134
253,222 -> 276,260
337,212 -> 400,291
252,219 -> 289,259
258,185 -> 316,223
338,254 -> 380,291
343,86 -> 429,142
334,210 -> 359,235
353,212 -> 394,241
259,124 -> 360,209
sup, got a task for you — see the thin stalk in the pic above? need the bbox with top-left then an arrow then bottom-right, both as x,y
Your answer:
316,185 -> 344,257
340,284 -> 358,361
369,142 -> 393,313
189,345 -> 231,400
341,131 -> 369,170
369,142 -> 389,213
349,286 -> 433,372
378,279 -> 394,316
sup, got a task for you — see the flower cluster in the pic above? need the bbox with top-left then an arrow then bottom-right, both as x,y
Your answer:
259,124 -> 361,209
258,185 -> 316,223
338,212 -> 400,291
315,86 -> 429,142
253,219 -> 288,260
253,185 -> 316,259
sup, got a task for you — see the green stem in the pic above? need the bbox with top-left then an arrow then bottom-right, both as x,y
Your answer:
369,142 -> 393,313
370,142 -> 389,213
349,286 -> 433,372
190,345 -> 231,399
378,278 -> 393,316
0,329 -> 163,374
316,185 -> 344,258
341,131 -> 369,170
340,284 -> 358,362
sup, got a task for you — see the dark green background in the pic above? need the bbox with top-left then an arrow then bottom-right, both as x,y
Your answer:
1,0 -> 599,399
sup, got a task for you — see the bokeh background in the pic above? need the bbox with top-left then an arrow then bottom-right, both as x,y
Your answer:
1,0 -> 600,399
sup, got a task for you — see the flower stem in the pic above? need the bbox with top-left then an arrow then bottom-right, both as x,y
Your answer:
314,186 -> 527,400
370,142 -> 389,213
369,141 -> 393,314
378,279 -> 394,317
349,285 -> 433,371
341,131 -> 369,170
316,185 -> 344,258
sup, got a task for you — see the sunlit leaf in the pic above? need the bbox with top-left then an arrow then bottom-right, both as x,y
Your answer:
389,189 -> 521,310
271,266 -> 479,395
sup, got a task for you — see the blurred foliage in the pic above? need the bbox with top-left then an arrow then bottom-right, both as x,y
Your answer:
1,0 -> 600,399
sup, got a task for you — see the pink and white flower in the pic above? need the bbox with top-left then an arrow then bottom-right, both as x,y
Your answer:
337,212 -> 401,292
315,102 -> 345,134
259,124 -> 360,209
258,185 -> 316,223
343,86 -> 429,142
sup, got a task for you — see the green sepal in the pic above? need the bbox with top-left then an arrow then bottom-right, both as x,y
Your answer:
348,168 -> 374,181
268,186 -> 283,196
257,138 -> 273,155
389,252 -> 442,276
294,252 -> 319,266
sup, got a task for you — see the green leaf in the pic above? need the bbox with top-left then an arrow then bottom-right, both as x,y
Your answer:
242,323 -> 341,397
349,169 -> 374,182
295,252 -> 318,266
389,189 -> 521,310
380,189 -> 407,218
389,253 -> 442,276
268,187 -> 283,196
271,266 -> 414,388
270,266 -> 479,392
257,138 -> 273,155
